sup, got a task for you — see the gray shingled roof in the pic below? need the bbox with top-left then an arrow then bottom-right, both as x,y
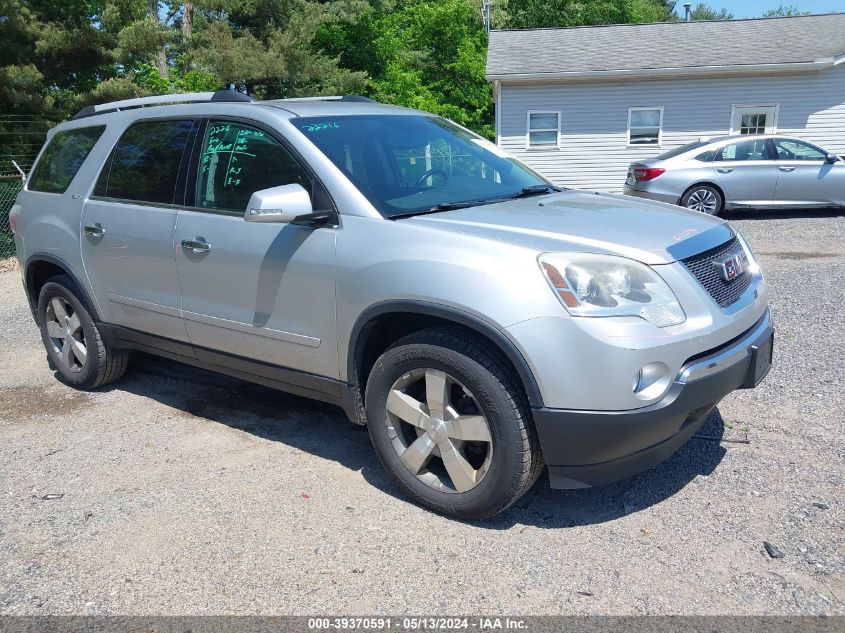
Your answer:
487,14 -> 845,79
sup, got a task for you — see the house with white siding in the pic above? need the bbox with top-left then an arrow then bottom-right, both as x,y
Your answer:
486,13 -> 845,193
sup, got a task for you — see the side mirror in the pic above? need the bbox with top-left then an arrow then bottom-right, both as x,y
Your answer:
244,184 -> 313,223
825,153 -> 839,164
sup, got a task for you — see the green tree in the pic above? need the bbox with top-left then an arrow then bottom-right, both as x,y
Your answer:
365,0 -> 493,137
0,0 -> 137,171
689,3 -> 733,20
499,0 -> 676,29
186,0 -> 367,98
762,5 -> 810,17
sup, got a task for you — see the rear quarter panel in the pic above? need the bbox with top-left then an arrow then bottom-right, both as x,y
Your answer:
628,159 -> 721,206
17,121 -> 123,320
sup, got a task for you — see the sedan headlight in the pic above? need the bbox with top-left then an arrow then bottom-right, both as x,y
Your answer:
539,253 -> 686,327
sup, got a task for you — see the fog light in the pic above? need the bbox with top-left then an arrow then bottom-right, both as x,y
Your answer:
633,362 -> 672,401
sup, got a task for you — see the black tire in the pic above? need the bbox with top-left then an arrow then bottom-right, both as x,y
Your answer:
681,184 -> 724,216
37,274 -> 129,390
365,328 -> 541,520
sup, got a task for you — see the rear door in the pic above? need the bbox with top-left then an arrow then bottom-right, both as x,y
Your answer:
771,138 -> 845,207
712,138 -> 778,207
174,118 -> 339,379
80,119 -> 196,342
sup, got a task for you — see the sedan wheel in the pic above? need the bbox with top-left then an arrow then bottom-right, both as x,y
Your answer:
386,368 -> 493,493
682,185 -> 723,215
45,296 -> 87,373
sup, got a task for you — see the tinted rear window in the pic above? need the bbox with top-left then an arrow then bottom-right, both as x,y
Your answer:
655,140 -> 711,161
96,120 -> 193,204
28,126 -> 105,193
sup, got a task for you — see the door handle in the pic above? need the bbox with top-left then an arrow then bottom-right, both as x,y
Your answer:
83,224 -> 105,237
779,166 -> 796,172
717,168 -> 734,174
181,238 -> 212,253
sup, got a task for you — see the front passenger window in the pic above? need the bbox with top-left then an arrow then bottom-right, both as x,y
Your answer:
196,121 -> 312,212
773,139 -> 826,161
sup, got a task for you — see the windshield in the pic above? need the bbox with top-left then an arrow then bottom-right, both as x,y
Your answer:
294,115 -> 550,217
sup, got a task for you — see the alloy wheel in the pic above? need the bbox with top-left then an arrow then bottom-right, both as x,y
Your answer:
45,296 -> 87,373
686,188 -> 719,214
385,368 -> 493,493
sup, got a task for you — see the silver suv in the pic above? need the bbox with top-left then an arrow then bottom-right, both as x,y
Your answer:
10,91 -> 774,520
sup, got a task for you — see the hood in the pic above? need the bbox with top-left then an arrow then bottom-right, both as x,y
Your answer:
404,190 -> 733,265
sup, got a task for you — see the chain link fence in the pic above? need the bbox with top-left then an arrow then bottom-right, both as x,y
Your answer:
0,175 -> 24,258
0,114 -> 53,259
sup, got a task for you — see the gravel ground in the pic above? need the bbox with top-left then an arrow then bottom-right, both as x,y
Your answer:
0,257 -> 19,274
0,209 -> 843,616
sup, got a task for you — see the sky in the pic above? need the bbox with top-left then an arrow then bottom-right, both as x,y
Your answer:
681,0 -> 844,17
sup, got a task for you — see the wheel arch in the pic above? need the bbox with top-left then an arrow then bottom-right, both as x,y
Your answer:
346,301 -> 544,424
24,253 -> 101,320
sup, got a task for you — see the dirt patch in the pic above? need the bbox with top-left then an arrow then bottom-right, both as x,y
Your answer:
0,384 -> 93,421
758,251 -> 839,260
0,257 -> 20,273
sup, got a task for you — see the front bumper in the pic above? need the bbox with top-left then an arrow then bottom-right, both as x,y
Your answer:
534,309 -> 774,489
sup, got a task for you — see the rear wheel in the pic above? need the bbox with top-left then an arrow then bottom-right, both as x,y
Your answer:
681,184 -> 723,215
365,328 -> 541,520
37,275 -> 129,390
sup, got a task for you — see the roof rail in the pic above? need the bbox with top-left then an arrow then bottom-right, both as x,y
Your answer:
273,95 -> 377,103
72,89 -> 253,120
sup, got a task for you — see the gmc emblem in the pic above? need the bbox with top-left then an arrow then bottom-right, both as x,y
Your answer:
715,253 -> 746,282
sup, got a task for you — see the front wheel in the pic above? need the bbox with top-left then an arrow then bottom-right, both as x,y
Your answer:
681,184 -> 723,215
365,328 -> 541,520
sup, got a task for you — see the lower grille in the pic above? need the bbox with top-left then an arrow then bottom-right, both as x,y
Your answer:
681,237 -> 753,308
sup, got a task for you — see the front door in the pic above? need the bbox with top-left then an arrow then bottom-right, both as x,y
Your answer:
712,138 -> 778,207
174,119 -> 339,379
771,138 -> 845,207
81,119 -> 196,342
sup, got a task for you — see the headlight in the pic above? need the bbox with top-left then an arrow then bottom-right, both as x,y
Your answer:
735,232 -> 760,276
539,253 -> 686,327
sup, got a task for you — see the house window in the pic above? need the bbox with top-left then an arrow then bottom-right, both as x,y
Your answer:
628,107 -> 663,146
526,111 -> 559,149
739,114 -> 767,134
730,105 -> 778,135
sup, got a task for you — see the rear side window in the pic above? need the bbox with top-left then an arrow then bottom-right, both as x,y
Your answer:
96,119 -> 193,204
28,126 -> 105,193
715,139 -> 773,162
655,139 -> 709,161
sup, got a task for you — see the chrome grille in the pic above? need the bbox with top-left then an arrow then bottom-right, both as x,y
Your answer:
681,237 -> 753,308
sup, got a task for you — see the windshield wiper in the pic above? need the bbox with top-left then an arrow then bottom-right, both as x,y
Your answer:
506,184 -> 563,199
389,199 -> 502,219
390,186 -> 563,219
